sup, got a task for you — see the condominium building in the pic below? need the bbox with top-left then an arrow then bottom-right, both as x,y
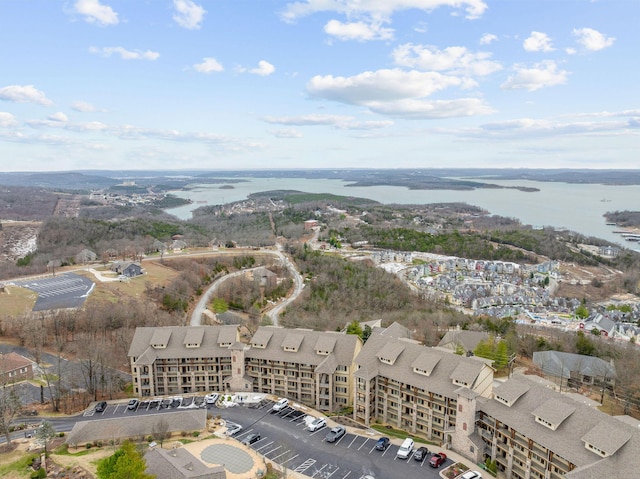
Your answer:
128,326 -> 239,397
352,326 -> 494,444
128,325 -> 361,412
453,375 -> 640,479
244,326 -> 361,412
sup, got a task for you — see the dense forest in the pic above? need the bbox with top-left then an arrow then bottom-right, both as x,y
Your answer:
604,210 -> 640,228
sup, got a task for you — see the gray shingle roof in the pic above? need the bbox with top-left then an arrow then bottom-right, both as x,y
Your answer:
376,342 -> 406,364
492,379 -> 529,406
145,447 -> 225,479
250,328 -> 273,348
411,350 -> 441,376
245,327 -> 359,368
533,350 -> 616,379
66,410 -> 206,445
354,333 -> 490,399
128,326 -> 239,362
183,328 -> 204,347
281,332 -> 305,351
438,330 -> 489,352
450,360 -> 484,386
532,398 -> 576,428
581,419 -> 634,456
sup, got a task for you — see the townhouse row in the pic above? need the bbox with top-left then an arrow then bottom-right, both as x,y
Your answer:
128,324 -> 640,478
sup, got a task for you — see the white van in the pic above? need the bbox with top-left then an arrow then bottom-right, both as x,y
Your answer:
397,438 -> 414,459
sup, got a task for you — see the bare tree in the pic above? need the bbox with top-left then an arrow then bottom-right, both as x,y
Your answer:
0,384 -> 23,444
152,418 -> 170,447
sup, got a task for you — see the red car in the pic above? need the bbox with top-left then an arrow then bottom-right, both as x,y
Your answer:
429,452 -> 447,468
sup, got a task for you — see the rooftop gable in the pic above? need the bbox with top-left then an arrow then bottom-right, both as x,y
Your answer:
532,398 -> 576,431
581,419 -> 634,457
150,329 -> 172,349
376,342 -> 405,365
183,328 -> 204,348
411,350 -> 441,377
493,380 -> 530,407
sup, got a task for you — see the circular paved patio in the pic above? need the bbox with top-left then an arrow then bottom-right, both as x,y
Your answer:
200,443 -> 254,474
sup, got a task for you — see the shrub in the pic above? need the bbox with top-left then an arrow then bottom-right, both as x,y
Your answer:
30,468 -> 46,479
192,431 -> 200,437
181,431 -> 187,437
86,443 -> 92,449
58,432 -> 65,437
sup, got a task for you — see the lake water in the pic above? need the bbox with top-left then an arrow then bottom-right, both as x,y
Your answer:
166,177 -> 640,249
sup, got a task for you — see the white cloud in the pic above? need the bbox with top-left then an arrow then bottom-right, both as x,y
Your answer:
0,112 -> 18,127
249,61 -> 276,76
501,61 -> 568,91
48,112 -> 69,122
264,114 -> 394,129
306,68 -> 493,119
479,33 -> 497,45
324,19 -> 394,41
523,31 -> 554,52
565,47 -> 577,55
71,101 -> 97,112
282,0 -> 488,22
366,97 -> 493,118
74,0 -> 118,26
573,27 -> 615,51
194,57 -> 224,73
307,69 -> 467,105
173,0 -> 206,30
392,43 -> 502,76
89,46 -> 160,60
0,85 -> 53,106
270,128 -> 303,138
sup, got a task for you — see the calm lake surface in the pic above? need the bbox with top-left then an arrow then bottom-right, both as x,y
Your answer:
166,178 -> 640,249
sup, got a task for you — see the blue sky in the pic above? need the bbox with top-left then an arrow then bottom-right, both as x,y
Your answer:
0,0 -> 638,172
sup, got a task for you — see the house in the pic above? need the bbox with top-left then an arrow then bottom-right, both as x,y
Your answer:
304,219 -> 318,230
252,267 -> 277,289
0,352 -> 34,383
171,239 -> 187,252
75,248 -> 97,265
579,313 -> 616,337
438,329 -> 489,355
145,446 -> 226,479
111,261 -> 144,278
533,350 -> 616,388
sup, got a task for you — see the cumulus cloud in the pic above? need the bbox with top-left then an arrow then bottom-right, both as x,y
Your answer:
523,31 -> 554,52
281,0 -> 488,22
307,69 -> 469,104
74,0 -> 118,26
392,43 -> 502,76
242,60 -> 275,76
479,33 -> 497,45
89,46 -> 160,60
306,68 -> 493,119
501,61 -> 568,91
269,128 -> 303,138
173,0 -> 206,30
71,101 -> 97,112
0,85 -> 53,106
194,57 -> 224,73
573,27 -> 615,51
324,19 -> 394,41
0,112 -> 18,127
48,112 -> 69,122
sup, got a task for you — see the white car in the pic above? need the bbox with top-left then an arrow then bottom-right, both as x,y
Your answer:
308,417 -> 327,432
460,472 -> 483,479
272,397 -> 289,412
205,393 -> 219,405
225,423 -> 243,436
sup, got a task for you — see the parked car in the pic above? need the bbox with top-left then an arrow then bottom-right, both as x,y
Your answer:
325,426 -> 346,443
242,433 -> 262,445
460,472 -> 483,479
414,446 -> 429,461
396,438 -> 414,459
95,401 -> 107,413
127,399 -> 139,410
429,452 -> 447,468
375,437 -> 390,451
272,398 -> 289,412
205,393 -> 219,405
225,423 -> 243,436
308,417 -> 327,432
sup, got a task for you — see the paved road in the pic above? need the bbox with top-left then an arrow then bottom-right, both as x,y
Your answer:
189,246 -> 304,327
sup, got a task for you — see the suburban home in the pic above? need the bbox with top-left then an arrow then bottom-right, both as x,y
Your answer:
304,219 -> 318,230
0,352 -> 34,383
75,248 -> 97,265
438,328 -> 489,355
111,261 -> 144,278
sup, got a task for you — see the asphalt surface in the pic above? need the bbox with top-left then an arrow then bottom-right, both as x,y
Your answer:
8,398 -> 452,479
10,273 -> 95,311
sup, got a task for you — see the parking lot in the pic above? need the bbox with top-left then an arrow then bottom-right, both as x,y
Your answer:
12,273 -> 94,311
81,396 -> 454,479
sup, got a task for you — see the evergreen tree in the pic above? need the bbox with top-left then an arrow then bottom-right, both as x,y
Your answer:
97,441 -> 154,479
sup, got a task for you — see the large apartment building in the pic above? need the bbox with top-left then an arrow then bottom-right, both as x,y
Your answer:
128,325 -> 361,412
129,323 -> 640,477
352,327 -> 494,443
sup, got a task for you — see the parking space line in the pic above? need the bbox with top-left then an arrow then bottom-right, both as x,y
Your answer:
255,441 -> 274,452
357,438 -> 370,450
280,454 -> 299,465
312,464 -> 327,477
271,449 -> 294,461
263,445 -> 282,456
346,435 -> 357,448
381,447 -> 391,457
325,466 -> 340,478
340,471 -> 351,479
